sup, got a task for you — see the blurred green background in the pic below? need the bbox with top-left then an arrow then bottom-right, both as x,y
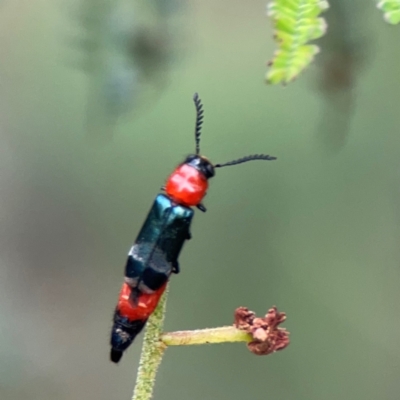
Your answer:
1,1 -> 400,399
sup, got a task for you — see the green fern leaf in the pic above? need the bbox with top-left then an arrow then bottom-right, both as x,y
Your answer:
266,0 -> 329,85
377,1 -> 400,24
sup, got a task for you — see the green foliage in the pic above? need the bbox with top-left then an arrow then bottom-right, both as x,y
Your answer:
266,0 -> 329,85
377,0 -> 400,24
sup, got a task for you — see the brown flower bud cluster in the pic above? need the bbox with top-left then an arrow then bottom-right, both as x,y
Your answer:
234,306 -> 290,355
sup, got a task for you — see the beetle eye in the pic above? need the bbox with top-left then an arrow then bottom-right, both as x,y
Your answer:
185,154 -> 197,163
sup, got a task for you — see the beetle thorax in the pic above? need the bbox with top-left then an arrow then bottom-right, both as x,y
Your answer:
165,163 -> 209,206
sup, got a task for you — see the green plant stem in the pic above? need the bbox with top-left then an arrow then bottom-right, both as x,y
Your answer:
162,326 -> 252,346
131,290 -> 253,400
131,288 -> 168,400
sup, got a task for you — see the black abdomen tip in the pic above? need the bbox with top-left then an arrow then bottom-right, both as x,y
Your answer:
110,349 -> 123,363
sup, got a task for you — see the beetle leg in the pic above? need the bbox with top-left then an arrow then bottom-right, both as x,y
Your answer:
196,203 -> 207,212
172,260 -> 180,274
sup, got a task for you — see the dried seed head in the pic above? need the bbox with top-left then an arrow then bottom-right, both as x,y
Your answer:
234,306 -> 290,356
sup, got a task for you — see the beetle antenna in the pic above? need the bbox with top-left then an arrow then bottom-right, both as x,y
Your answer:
193,93 -> 204,155
214,154 -> 277,168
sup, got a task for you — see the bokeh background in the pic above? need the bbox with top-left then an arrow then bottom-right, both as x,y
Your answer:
1,1 -> 400,399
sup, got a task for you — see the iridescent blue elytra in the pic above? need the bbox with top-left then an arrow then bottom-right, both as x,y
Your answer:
124,194 -> 193,294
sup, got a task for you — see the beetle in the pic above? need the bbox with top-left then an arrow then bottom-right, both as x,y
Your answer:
110,93 -> 276,363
